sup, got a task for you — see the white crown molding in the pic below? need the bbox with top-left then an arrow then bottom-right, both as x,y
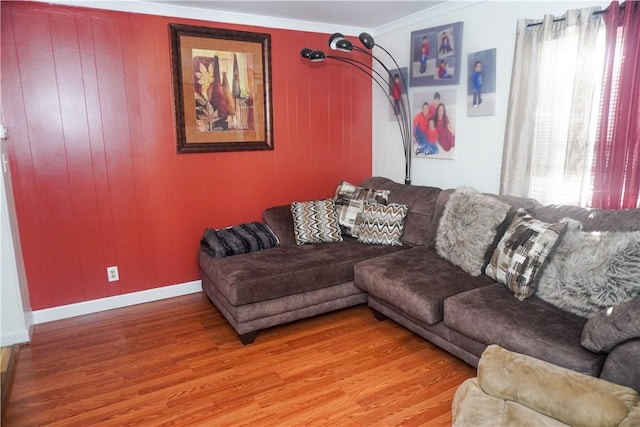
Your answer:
372,0 -> 487,36
40,0 -> 368,35
32,280 -> 202,324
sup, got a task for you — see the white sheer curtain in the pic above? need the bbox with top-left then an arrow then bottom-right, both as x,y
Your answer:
501,8 -> 605,206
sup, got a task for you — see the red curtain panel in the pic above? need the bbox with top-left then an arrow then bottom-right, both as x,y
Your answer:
591,1 -> 640,209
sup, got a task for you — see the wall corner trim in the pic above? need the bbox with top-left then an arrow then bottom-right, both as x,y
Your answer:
0,329 -> 30,347
32,280 -> 203,325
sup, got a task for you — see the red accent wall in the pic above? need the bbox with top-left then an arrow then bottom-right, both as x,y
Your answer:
1,2 -> 372,310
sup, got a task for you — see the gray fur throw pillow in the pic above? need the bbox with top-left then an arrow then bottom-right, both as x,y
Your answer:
536,221 -> 640,318
436,188 -> 510,276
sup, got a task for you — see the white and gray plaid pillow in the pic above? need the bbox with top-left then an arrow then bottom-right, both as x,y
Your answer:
486,209 -> 567,300
334,181 -> 390,237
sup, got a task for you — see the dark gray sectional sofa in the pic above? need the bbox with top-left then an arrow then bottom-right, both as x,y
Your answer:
199,177 -> 640,392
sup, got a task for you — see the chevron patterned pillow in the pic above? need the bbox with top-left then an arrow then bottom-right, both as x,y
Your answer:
290,199 -> 343,245
357,201 -> 408,246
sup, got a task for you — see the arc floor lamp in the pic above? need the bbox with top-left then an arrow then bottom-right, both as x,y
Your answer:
301,33 -> 412,184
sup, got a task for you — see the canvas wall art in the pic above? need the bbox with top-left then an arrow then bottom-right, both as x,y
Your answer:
411,88 -> 457,160
388,67 -> 408,120
170,24 -> 274,153
409,22 -> 463,87
467,48 -> 497,117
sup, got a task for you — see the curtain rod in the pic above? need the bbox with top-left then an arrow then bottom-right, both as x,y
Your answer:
525,4 -> 625,28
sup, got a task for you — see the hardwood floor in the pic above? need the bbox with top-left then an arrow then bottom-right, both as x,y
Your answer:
3,293 -> 475,426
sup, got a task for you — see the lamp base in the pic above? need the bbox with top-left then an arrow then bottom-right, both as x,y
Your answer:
404,178 -> 411,185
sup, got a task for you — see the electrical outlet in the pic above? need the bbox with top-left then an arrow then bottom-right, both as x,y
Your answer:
107,266 -> 119,282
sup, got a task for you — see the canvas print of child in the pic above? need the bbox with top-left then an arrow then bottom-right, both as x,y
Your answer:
388,67 -> 408,120
435,28 -> 456,82
467,48 -> 496,117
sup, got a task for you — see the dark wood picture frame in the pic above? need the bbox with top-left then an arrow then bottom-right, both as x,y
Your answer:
169,24 -> 274,153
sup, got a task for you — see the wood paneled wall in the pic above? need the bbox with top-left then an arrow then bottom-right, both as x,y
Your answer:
1,2 -> 373,310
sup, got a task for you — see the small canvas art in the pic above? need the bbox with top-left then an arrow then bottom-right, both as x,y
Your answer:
410,22 -> 463,87
411,88 -> 457,160
467,48 -> 496,116
388,67 -> 408,120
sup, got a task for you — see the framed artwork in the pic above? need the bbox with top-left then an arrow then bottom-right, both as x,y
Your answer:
411,88 -> 457,160
467,48 -> 497,116
169,24 -> 274,153
388,67 -> 408,120
409,22 -> 463,87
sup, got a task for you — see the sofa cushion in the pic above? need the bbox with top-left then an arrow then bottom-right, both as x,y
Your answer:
485,209 -> 567,300
199,238 -> 405,306
532,204 -> 640,232
334,180 -> 390,237
444,284 -> 605,376
361,177 -> 441,247
599,339 -> 640,393
290,199 -> 343,245
581,298 -> 640,353
357,202 -> 408,246
537,225 -> 640,318
436,188 -> 510,276
354,246 -> 494,325
263,205 -> 296,246
433,190 -> 543,243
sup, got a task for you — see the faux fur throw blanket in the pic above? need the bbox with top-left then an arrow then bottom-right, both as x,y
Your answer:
201,222 -> 279,258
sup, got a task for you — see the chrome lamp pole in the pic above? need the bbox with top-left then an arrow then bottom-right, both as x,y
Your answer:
300,32 -> 412,185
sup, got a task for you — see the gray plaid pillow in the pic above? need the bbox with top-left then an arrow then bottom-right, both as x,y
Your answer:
486,209 -> 567,300
334,181 -> 390,237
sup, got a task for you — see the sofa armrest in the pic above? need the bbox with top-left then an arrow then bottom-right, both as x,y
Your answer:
263,205 -> 296,246
600,339 -> 640,393
478,345 -> 639,427
581,298 -> 640,353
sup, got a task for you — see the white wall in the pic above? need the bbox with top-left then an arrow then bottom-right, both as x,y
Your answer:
1,138 -> 32,346
372,1 -> 608,192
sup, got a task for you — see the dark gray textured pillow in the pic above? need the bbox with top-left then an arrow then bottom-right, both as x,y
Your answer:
537,226 -> 640,317
581,298 -> 640,353
201,222 -> 279,258
436,188 -> 510,276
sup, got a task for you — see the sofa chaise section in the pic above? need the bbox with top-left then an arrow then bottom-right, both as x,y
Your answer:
200,232 -> 405,344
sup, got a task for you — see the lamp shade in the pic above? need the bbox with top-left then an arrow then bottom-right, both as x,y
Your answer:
334,38 -> 353,52
328,32 -> 345,50
359,32 -> 375,49
309,50 -> 326,62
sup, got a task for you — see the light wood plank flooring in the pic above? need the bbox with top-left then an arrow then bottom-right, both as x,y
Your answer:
3,293 -> 475,426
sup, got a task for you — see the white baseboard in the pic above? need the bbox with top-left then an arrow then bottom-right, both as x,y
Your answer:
32,280 -> 203,325
0,329 -> 30,347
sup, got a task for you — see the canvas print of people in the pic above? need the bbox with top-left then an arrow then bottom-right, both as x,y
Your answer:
411,89 -> 457,160
410,22 -> 463,87
467,48 -> 496,117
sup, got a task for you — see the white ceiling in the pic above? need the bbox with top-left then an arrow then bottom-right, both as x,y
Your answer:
142,0 -> 448,29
